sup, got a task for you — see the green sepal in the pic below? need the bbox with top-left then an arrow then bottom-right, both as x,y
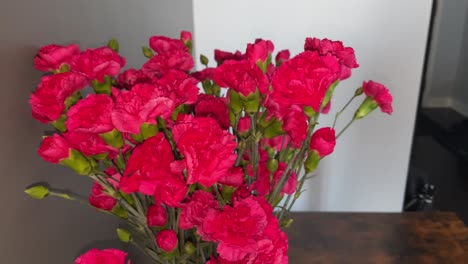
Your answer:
107,39 -> 119,52
241,90 -> 260,114
52,115 -> 67,132
221,186 -> 236,202
100,129 -> 124,149
142,46 -> 154,58
65,91 -> 82,110
303,106 -> 317,118
24,185 -> 49,199
354,86 -> 363,96
60,149 -> 92,175
58,64 -> 71,73
354,96 -> 378,120
228,89 -> 243,114
91,153 -> 108,160
272,194 -> 283,208
116,228 -> 131,243
200,54 -> 209,66
188,184 -> 197,194
256,61 -> 267,74
259,115 -> 284,138
140,123 -> 159,140
172,104 -> 190,121
321,80 -> 339,110
112,204 -> 128,219
120,192 -> 135,206
304,150 -> 321,174
91,76 -> 112,95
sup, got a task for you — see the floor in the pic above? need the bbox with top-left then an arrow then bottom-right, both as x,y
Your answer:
408,107 -> 468,224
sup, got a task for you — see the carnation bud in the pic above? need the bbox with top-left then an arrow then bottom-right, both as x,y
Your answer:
267,159 -> 279,172
282,218 -> 294,228
354,96 -> 378,120
354,87 -> 363,96
24,184 -> 49,199
304,150 -> 320,174
142,46 -> 154,58
200,54 -> 209,66
107,39 -> 119,52
116,228 -> 131,243
156,230 -> 178,252
184,242 -> 196,255
111,204 -> 129,219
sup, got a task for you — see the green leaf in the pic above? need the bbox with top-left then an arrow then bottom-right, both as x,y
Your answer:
116,228 -> 131,243
25,185 -> 49,199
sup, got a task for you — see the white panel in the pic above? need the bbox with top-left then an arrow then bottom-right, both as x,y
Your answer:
192,0 -> 432,211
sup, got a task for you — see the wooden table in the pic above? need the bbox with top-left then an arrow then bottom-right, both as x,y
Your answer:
286,212 -> 468,263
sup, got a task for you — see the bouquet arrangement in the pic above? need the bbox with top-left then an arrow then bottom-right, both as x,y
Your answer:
26,31 -> 392,264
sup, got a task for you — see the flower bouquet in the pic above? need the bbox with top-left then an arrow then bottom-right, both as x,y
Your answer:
26,31 -> 392,263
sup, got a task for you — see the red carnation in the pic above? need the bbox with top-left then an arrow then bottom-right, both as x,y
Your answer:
64,132 -> 117,157
282,108 -> 308,148
116,68 -> 150,89
75,248 -> 129,264
267,51 -> 340,118
219,167 -> 244,187
179,190 -> 219,230
172,117 -> 237,187
214,49 -> 245,65
66,94 -> 114,134
275,49 -> 290,66
34,44 -> 80,72
246,39 -> 274,63
142,50 -> 194,78
71,47 -> 126,81
153,69 -> 199,106
146,203 -> 167,227
149,36 -> 187,54
194,94 -> 229,130
29,72 -> 88,123
310,127 -> 336,158
156,230 -> 178,252
180,31 -> 192,43
304,38 -> 359,80
191,67 -> 215,82
89,181 -> 117,211
111,85 -> 175,135
214,60 -> 269,96
362,80 -> 393,114
154,173 -> 188,207
201,197 -> 269,261
121,133 -> 174,195
38,134 -> 72,163
237,116 -> 251,134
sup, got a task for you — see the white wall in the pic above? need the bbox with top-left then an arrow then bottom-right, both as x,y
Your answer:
0,0 -> 192,263
192,0 -> 433,211
422,0 -> 468,116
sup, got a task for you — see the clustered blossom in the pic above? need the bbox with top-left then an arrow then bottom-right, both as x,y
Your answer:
30,32 -> 393,264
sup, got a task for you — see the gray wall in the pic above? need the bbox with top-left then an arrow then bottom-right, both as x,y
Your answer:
423,0 -> 468,115
0,0 -> 193,263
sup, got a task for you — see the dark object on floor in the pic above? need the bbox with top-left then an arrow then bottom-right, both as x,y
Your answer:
404,166 -> 435,211
287,212 -> 468,263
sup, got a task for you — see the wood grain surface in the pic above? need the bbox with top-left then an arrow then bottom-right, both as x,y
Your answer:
286,212 -> 468,263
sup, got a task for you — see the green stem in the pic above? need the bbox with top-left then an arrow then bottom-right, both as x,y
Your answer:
250,114 -> 260,179
157,117 -> 182,159
333,95 -> 357,129
336,118 -> 355,139
214,184 -> 226,208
